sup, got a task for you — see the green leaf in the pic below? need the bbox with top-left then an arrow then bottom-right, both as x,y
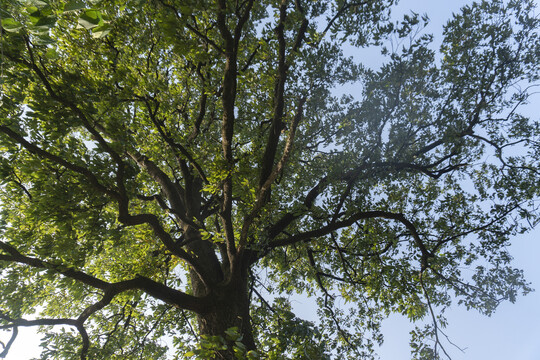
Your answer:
27,0 -> 50,7
77,9 -> 102,29
32,33 -> 55,45
45,48 -> 59,59
179,5 -> 192,15
224,327 -> 240,340
32,16 -> 56,29
28,9 -> 42,24
63,0 -> 86,12
91,23 -> 111,38
0,18 -> 24,33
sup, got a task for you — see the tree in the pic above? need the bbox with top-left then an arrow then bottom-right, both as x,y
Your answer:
0,0 -> 539,358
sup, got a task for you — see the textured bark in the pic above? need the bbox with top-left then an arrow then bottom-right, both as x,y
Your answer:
190,268 -> 256,359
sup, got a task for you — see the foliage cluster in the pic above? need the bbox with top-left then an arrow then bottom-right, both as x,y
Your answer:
0,0 -> 539,359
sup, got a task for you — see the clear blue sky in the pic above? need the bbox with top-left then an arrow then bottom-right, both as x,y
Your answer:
4,1 -> 540,359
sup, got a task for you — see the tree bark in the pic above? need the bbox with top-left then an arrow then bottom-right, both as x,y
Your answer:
190,268 -> 256,359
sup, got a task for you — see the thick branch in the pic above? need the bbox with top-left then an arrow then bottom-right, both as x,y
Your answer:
267,176 -> 328,239
0,126 -> 119,200
0,241 -> 208,313
234,0 -> 255,51
128,152 -> 188,219
216,0 -> 239,261
240,98 -> 305,248
259,0 -> 288,190
291,0 -> 309,53
266,152 -> 466,242
0,325 -> 17,358
188,89 -> 208,142
115,211 -> 212,284
268,211 -> 434,266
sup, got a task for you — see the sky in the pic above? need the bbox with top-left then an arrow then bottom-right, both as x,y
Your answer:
372,1 -> 540,359
2,1 -> 540,359
290,230 -> 540,360
375,2 -> 540,358
294,0 -> 540,358
377,233 -> 540,359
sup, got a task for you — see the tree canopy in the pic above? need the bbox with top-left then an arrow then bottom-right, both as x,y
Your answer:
0,0 -> 539,359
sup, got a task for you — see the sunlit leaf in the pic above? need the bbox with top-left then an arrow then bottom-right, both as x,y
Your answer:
0,18 -> 23,33
77,9 -> 102,29
91,23 -> 111,38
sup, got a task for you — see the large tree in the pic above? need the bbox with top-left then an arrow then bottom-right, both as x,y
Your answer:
0,0 -> 539,358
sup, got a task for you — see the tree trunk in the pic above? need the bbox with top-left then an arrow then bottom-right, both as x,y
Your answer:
190,268 -> 256,359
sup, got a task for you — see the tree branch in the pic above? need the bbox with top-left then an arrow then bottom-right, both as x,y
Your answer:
142,97 -> 208,183
216,0 -> 240,263
258,0 -> 288,191
22,36 -> 126,173
157,0 -> 225,54
291,0 -> 309,54
240,97 -> 306,248
267,176 -> 328,239
265,152 -> 468,244
320,1 -> 369,39
0,241 -> 209,313
128,151 -> 188,221
0,325 -> 17,358
268,210 -> 434,267
0,125 -> 119,200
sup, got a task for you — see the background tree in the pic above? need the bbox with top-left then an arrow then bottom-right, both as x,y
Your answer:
0,0 -> 539,359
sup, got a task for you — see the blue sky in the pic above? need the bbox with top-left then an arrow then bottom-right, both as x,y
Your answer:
3,1 -> 540,359
376,233 -> 540,359
375,1 -> 540,359
297,1 -> 540,358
